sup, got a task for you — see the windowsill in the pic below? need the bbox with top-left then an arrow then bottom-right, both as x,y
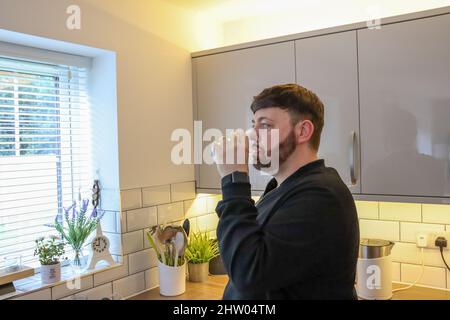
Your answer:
1,261 -> 122,300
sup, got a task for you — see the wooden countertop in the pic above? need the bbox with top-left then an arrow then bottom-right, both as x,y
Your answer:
391,283 -> 450,300
130,276 -> 450,300
130,275 -> 228,300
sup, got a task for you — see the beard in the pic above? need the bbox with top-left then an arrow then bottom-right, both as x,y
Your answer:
253,128 -> 296,171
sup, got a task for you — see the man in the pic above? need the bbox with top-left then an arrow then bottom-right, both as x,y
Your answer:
213,84 -> 360,300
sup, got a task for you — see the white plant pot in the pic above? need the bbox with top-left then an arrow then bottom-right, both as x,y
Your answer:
41,262 -> 61,284
158,260 -> 186,296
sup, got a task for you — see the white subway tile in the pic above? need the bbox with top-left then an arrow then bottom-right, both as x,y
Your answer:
113,271 -> 145,299
422,204 -> 450,224
195,193 -> 211,198
206,195 -> 222,213
196,213 -> 219,232
379,202 -> 421,222
391,242 -> 422,264
188,218 -> 198,234
129,249 -> 158,274
142,185 -> 171,207
423,248 -> 450,269
157,202 -> 184,225
126,207 -> 157,232
145,267 -> 159,290
93,256 -> 129,286
120,189 -> 142,211
71,283 -> 113,300
355,201 -> 379,220
392,262 -> 401,282
171,181 -> 196,202
51,275 -> 93,300
12,288 -> 51,300
122,230 -> 144,254
401,264 -> 446,289
208,230 -> 217,239
252,196 -> 261,203
143,228 -> 152,249
359,219 -> 400,241
400,222 -> 445,243
119,211 -> 127,233
391,242 -> 450,268
184,197 -> 208,218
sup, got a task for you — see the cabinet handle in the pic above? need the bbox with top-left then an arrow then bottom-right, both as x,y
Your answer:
349,131 -> 358,186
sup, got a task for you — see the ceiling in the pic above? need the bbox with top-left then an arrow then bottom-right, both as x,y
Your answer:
163,0 -> 233,11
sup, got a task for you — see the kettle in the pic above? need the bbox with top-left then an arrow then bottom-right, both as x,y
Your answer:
356,239 -> 395,300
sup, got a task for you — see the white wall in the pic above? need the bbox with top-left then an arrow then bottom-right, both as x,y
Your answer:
0,0 -> 198,190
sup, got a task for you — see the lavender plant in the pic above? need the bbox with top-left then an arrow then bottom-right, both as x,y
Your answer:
52,199 -> 103,267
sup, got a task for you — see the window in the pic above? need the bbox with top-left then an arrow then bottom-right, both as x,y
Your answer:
0,53 -> 91,268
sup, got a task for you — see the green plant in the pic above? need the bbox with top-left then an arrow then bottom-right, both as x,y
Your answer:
34,236 -> 66,265
185,231 -> 219,264
53,200 -> 102,266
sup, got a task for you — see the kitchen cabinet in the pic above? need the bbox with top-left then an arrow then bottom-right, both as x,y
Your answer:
193,42 -> 296,191
295,31 -> 361,193
358,14 -> 450,197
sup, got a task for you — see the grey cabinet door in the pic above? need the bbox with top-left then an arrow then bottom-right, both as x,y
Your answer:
295,31 -> 361,193
358,14 -> 450,197
194,42 -> 296,190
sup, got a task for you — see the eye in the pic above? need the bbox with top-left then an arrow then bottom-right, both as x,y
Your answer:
260,123 -> 271,129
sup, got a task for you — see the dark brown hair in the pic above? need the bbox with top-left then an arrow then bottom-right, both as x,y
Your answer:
250,83 -> 324,150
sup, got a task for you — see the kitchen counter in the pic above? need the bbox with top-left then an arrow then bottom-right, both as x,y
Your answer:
391,283 -> 450,300
130,275 -> 450,300
130,275 -> 227,300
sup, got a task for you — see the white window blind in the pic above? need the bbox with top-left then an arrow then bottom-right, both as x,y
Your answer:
0,54 -> 92,268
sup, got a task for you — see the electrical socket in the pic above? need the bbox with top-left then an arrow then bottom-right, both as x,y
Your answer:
416,232 -> 450,249
416,233 -> 428,248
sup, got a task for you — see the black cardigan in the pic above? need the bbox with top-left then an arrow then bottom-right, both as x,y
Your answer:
216,159 -> 360,300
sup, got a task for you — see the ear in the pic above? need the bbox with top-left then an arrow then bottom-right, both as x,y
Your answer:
295,120 -> 315,145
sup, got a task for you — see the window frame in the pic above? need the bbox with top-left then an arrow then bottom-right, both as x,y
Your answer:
0,42 -> 93,269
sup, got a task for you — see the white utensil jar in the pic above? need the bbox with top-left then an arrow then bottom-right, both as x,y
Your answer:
158,260 -> 186,296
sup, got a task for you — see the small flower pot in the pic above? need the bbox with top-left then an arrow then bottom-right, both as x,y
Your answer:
209,254 -> 226,275
188,262 -> 209,282
41,262 -> 61,284
158,261 -> 186,296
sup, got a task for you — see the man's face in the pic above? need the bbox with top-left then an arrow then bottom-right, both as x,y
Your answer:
250,107 -> 297,171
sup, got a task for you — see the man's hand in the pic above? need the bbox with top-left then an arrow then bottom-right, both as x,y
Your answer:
213,130 -> 249,178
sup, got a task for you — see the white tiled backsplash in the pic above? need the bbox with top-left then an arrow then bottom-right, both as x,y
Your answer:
12,183 -> 450,299
11,181 -> 222,300
357,201 -> 450,290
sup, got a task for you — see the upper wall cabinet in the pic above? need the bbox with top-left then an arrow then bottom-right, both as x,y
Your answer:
193,42 -> 296,191
295,31 -> 361,193
358,14 -> 450,197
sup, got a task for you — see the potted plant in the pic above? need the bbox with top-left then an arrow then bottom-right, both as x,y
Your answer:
185,231 -> 219,282
146,225 -> 188,296
209,239 -> 226,275
34,236 -> 66,284
53,199 -> 103,269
